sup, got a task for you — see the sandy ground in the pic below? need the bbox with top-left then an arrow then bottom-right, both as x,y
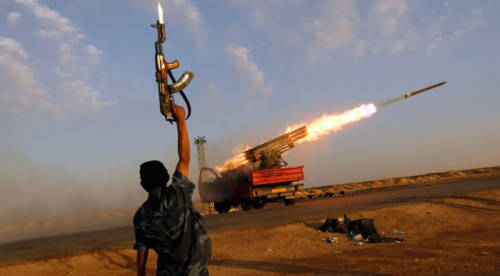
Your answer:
196,166 -> 500,215
1,166 -> 498,243
1,188 -> 498,275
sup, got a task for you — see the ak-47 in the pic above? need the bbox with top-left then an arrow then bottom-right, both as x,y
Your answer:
151,4 -> 193,122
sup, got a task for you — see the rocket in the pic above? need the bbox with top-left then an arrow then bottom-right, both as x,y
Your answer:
404,81 -> 447,98
376,81 -> 447,108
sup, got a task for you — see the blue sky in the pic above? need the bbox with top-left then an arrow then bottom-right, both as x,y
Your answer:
1,0 -> 499,222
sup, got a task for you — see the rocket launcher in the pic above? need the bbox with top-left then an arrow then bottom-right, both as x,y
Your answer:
243,126 -> 308,169
151,17 -> 193,122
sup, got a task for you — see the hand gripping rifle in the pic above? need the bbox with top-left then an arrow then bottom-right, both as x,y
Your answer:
151,20 -> 193,122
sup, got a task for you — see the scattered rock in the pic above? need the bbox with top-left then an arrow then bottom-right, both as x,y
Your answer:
320,236 -> 338,243
445,170 -> 457,176
384,178 -> 396,185
397,178 -> 411,185
352,234 -> 364,242
311,189 -> 323,195
372,180 -> 384,187
393,230 -> 405,235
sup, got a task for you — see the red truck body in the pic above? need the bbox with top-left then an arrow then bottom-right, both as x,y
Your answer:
252,166 -> 304,186
229,166 -> 304,202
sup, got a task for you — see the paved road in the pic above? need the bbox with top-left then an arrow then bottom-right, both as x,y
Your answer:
1,176 -> 499,265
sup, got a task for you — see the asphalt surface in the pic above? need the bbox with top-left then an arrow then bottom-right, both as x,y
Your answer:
1,176 -> 499,266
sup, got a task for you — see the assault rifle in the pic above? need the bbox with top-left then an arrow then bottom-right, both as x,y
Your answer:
150,8 -> 193,122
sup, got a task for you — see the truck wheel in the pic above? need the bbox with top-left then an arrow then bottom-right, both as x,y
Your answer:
241,201 -> 253,211
284,199 -> 295,206
252,198 -> 265,209
214,201 -> 231,213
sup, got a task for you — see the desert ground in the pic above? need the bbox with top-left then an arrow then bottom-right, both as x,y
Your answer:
0,167 -> 499,275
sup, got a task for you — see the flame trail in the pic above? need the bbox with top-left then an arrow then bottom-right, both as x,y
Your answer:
216,103 -> 377,171
215,145 -> 252,172
286,103 -> 377,143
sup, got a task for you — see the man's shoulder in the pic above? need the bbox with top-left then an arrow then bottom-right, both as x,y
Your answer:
133,203 -> 147,224
171,170 -> 195,189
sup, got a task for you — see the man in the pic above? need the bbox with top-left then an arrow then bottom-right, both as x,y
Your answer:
134,103 -> 212,276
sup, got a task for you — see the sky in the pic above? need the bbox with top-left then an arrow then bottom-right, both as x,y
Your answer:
1,0 -> 499,224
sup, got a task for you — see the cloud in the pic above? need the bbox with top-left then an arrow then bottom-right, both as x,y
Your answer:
163,0 -> 207,43
87,44 -> 103,65
7,12 -> 21,24
448,9 -> 485,41
392,40 -> 406,54
13,0 -> 111,118
0,37 -> 51,114
234,0 -> 284,29
425,35 -> 442,56
374,0 -> 408,33
424,7 -> 485,56
57,78 -> 113,115
16,0 -> 84,41
0,37 -> 27,58
353,40 -> 366,60
225,44 -> 273,95
305,1 -> 357,63
59,43 -> 78,64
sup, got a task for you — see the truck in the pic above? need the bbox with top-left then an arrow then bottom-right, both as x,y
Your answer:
196,126 -> 308,213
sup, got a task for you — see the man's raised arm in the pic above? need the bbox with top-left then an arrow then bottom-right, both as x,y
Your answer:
136,249 -> 148,276
172,102 -> 190,176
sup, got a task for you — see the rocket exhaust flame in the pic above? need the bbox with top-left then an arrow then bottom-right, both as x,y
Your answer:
215,145 -> 252,172
286,103 -> 377,143
216,104 -> 377,171
215,153 -> 249,172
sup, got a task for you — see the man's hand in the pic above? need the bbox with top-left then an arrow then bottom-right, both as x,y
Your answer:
171,101 -> 186,122
172,101 -> 190,176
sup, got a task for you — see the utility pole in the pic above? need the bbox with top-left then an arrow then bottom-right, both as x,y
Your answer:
194,136 -> 207,181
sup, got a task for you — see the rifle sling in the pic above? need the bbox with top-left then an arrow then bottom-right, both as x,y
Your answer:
168,70 -> 192,120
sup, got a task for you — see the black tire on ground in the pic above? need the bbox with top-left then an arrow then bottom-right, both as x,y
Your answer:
284,199 -> 295,206
252,198 -> 265,209
214,201 -> 231,213
241,201 -> 253,211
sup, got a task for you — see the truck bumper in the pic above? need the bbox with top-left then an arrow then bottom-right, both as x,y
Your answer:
252,183 -> 304,199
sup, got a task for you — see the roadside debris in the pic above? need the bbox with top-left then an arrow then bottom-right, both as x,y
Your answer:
319,214 -> 404,243
320,236 -> 338,243
393,229 -> 405,235
352,234 -> 364,242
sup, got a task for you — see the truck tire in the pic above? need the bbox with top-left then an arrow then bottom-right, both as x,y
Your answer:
284,199 -> 295,206
214,201 -> 231,213
241,201 -> 253,211
252,198 -> 265,209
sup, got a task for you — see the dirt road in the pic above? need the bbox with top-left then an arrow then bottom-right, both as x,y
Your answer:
1,176 -> 498,267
